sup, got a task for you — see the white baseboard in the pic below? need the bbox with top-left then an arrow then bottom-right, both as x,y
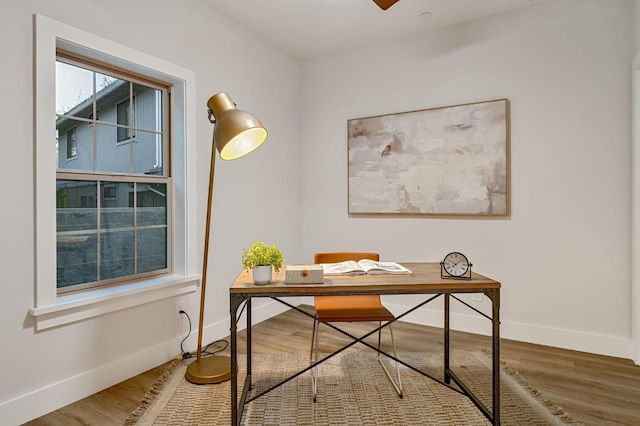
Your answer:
0,339 -> 178,425
500,320 -> 634,360
263,297 -> 635,360
5,296 -> 633,425
197,297 -> 305,349
383,300 -> 635,360
2,297 -> 302,425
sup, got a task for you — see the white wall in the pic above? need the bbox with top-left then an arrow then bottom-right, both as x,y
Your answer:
633,0 -> 640,367
636,0 -> 640,50
1,0 -> 637,423
300,0 -> 635,357
0,0 -> 302,423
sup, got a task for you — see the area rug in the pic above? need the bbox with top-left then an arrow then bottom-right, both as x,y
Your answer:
124,351 -> 582,425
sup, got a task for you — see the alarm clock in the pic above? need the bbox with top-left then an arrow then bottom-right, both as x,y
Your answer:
440,251 -> 472,280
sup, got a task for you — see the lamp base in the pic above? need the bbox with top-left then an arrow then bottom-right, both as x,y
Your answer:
185,355 -> 231,384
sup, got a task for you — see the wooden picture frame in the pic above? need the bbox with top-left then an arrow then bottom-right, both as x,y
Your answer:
348,98 -> 510,216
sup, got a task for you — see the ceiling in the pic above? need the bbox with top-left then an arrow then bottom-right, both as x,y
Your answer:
204,0 -> 547,59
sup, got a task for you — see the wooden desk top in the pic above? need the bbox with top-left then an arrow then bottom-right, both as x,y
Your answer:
229,262 -> 500,297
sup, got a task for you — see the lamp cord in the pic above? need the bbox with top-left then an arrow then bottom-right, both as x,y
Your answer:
179,310 -> 228,360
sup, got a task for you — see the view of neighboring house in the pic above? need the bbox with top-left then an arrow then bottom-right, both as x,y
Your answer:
56,77 -> 164,176
55,69 -> 168,290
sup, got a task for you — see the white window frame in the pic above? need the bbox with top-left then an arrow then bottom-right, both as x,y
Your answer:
31,14 -> 199,330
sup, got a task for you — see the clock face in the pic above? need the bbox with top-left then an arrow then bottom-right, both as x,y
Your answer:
443,252 -> 469,277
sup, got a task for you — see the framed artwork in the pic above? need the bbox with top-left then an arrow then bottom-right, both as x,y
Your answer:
348,98 -> 510,216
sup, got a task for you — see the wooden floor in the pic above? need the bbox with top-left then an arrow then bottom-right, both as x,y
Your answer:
26,305 -> 640,425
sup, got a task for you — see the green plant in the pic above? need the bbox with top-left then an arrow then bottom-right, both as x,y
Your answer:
241,241 -> 284,272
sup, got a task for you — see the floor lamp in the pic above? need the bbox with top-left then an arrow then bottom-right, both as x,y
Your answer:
185,92 -> 268,384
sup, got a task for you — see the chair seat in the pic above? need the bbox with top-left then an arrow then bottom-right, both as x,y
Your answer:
314,295 -> 394,322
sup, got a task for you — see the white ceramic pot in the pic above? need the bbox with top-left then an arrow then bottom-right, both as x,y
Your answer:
252,265 -> 273,284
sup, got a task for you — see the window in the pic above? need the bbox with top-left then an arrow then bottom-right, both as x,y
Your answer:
116,99 -> 132,142
33,15 -> 198,330
55,56 -> 170,293
66,127 -> 77,159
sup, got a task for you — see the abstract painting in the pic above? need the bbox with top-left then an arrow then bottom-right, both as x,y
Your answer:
348,99 -> 510,216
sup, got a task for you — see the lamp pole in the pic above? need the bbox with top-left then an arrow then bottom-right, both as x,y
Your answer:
185,93 -> 267,384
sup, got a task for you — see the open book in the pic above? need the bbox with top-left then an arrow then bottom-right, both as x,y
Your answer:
321,259 -> 412,275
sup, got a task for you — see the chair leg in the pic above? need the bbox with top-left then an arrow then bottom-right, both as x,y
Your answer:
377,322 -> 403,398
309,316 -> 318,402
312,319 -> 402,401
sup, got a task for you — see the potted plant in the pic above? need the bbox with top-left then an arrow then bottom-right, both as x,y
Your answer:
241,241 -> 284,284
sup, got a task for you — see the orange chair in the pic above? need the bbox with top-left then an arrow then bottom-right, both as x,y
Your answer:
310,252 -> 403,401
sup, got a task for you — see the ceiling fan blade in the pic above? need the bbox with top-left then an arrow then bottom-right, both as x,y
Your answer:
373,0 -> 400,11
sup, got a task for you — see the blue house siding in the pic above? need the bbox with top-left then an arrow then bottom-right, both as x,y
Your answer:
55,76 -> 168,289
57,81 -> 162,175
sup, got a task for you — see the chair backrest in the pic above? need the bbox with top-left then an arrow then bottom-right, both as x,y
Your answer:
314,252 -> 379,264
313,251 -> 385,312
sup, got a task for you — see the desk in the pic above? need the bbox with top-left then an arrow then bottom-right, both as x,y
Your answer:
230,262 -> 501,425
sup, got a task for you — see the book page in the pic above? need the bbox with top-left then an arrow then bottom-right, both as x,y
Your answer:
321,260 -> 366,275
357,260 -> 412,275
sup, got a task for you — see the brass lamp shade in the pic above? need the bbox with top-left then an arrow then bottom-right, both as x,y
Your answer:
207,92 -> 268,160
185,92 -> 267,385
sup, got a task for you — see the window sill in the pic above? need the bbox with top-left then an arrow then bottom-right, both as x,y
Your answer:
29,274 -> 199,330
116,137 -> 136,147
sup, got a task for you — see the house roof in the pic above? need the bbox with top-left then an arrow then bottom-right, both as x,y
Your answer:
56,80 -> 128,130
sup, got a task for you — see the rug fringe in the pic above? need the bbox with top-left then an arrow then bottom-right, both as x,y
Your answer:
126,351 -> 583,425
123,357 -> 183,426
480,348 -> 583,425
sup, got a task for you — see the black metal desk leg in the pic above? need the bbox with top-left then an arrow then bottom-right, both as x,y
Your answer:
444,293 -> 451,384
247,298 -> 252,388
493,293 -> 501,425
487,289 -> 501,425
230,294 -> 244,426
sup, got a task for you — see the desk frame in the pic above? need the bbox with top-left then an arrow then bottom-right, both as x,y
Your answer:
229,262 -> 501,425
